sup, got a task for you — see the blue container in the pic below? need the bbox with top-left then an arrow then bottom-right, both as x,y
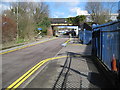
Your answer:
92,20 -> 120,70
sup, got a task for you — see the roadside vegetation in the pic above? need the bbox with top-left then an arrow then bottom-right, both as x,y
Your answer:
1,2 -> 51,49
66,15 -> 86,25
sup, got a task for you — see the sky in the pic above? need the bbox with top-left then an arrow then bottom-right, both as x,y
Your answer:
46,2 -> 88,18
1,0 -> 119,18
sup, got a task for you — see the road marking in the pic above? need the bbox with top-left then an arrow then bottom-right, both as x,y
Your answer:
64,39 -> 70,44
0,38 -> 57,55
61,39 -> 70,47
6,56 -> 67,90
68,44 -> 83,46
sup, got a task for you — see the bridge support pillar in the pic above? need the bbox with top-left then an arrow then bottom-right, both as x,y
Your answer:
47,26 -> 53,37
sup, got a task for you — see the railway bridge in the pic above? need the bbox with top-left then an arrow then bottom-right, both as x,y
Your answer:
48,18 -> 79,36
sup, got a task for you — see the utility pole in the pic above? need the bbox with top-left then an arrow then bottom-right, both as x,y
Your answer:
16,2 -> 19,40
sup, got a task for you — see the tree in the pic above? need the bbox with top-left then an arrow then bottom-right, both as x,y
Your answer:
8,2 -> 36,40
2,2 -> 51,44
66,15 -> 86,25
85,1 -> 117,24
33,2 -> 50,35
85,2 -> 103,24
75,15 -> 86,24
10,2 -> 50,38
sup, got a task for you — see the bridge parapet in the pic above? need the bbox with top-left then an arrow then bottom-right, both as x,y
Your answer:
51,23 -> 73,26
50,18 -> 74,26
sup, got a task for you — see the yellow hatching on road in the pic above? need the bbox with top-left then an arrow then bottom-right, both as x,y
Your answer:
6,56 -> 67,90
0,38 -> 57,55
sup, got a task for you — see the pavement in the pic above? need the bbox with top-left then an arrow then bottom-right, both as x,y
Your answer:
1,37 -> 57,54
24,38 -> 113,89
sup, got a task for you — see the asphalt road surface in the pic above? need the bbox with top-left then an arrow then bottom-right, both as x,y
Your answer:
2,38 -> 68,88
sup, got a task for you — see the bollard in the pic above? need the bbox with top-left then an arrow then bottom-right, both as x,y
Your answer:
111,54 -> 118,72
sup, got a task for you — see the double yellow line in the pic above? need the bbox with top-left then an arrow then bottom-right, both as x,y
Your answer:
6,56 -> 67,90
4,39 -> 69,89
64,39 -> 70,44
0,38 -> 57,55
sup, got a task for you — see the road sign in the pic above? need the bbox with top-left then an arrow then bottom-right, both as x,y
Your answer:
37,28 -> 42,30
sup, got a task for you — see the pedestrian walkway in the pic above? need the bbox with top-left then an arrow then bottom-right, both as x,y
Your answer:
25,39 -> 113,89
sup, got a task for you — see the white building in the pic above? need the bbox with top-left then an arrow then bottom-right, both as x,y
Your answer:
110,13 -> 119,20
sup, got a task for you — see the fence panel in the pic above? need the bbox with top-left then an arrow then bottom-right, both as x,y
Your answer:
79,29 -> 92,44
92,21 -> 120,70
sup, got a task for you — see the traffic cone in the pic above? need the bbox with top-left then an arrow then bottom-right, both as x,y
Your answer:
111,54 -> 117,71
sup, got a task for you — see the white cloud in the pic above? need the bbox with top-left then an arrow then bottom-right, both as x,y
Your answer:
70,7 -> 89,16
76,8 -> 89,15
0,2 -> 10,13
70,7 -> 79,13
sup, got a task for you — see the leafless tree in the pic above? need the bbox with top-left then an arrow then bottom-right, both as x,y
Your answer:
85,2 -> 102,23
2,1 -> 50,44
85,1 -> 117,24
